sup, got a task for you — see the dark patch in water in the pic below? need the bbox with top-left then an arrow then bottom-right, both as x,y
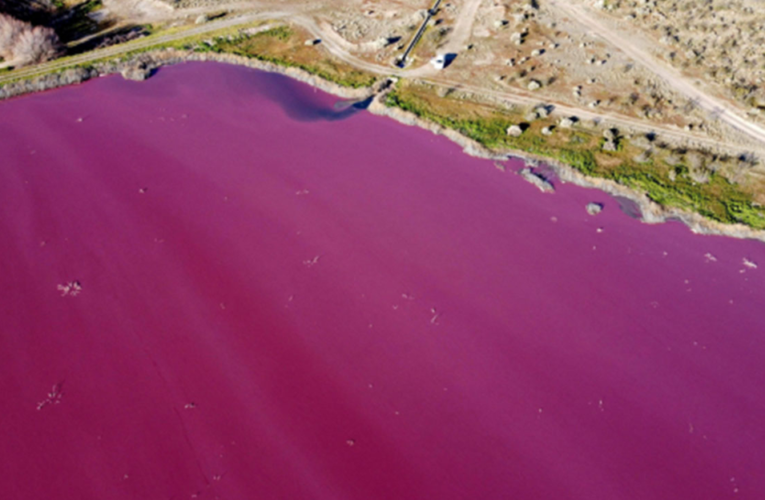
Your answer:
614,195 -> 643,219
247,71 -> 370,122
533,164 -> 558,183
334,96 -> 374,112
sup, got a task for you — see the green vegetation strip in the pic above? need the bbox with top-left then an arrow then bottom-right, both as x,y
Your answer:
386,87 -> 765,229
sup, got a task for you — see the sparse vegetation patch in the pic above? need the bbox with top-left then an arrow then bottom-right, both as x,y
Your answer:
386,81 -> 765,229
199,26 -> 377,89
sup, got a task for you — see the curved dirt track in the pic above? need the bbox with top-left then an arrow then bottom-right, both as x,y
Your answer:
552,0 -> 765,150
3,1 -> 764,156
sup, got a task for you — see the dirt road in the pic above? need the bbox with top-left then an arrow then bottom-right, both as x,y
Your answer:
294,14 -> 765,155
403,0 -> 483,78
552,0 -> 765,150
0,11 -> 290,85
3,1 -> 763,156
420,77 -> 765,156
439,0 -> 482,56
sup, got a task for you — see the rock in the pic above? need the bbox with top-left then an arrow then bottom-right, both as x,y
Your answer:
519,168 -> 555,193
665,154 -> 681,166
689,167 -> 711,184
527,79 -> 542,90
121,62 -> 152,81
586,202 -> 604,215
305,38 -> 322,46
534,105 -> 549,118
602,140 -> 617,152
525,105 -> 550,121
559,117 -> 576,128
630,135 -> 652,149
195,14 -> 208,24
542,126 -> 554,136
603,128 -> 618,140
507,125 -> 524,137
634,150 -> 652,163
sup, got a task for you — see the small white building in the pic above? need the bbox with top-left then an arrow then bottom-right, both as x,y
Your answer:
430,55 -> 447,70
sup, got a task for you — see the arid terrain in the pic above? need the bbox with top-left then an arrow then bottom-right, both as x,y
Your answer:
3,0 -> 765,234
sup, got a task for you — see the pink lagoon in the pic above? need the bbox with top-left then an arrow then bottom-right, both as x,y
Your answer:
1,62 -> 764,499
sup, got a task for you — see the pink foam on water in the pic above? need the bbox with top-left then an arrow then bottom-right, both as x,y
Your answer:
1,62 -> 764,499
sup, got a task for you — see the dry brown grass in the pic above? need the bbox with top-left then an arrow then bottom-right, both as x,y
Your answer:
206,24 -> 377,88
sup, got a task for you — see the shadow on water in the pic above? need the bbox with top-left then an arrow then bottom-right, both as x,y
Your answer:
614,196 -> 643,219
248,70 -> 372,122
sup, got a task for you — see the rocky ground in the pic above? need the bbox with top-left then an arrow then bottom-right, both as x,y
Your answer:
592,0 -> 765,117
26,0 -> 762,148
314,0 -> 750,145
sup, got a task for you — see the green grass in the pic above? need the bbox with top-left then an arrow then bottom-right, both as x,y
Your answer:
386,85 -> 765,229
607,164 -> 765,226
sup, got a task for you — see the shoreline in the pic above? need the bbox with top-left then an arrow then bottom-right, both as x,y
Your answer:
367,93 -> 765,243
3,49 -> 765,243
6,60 -> 764,499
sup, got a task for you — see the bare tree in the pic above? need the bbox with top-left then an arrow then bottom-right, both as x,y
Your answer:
12,24 -> 60,64
0,13 -> 25,52
0,13 -> 60,66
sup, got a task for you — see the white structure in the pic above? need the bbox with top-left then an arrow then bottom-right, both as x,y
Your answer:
430,55 -> 447,70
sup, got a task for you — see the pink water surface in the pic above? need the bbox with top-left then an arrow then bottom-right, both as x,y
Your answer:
1,62 -> 764,499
